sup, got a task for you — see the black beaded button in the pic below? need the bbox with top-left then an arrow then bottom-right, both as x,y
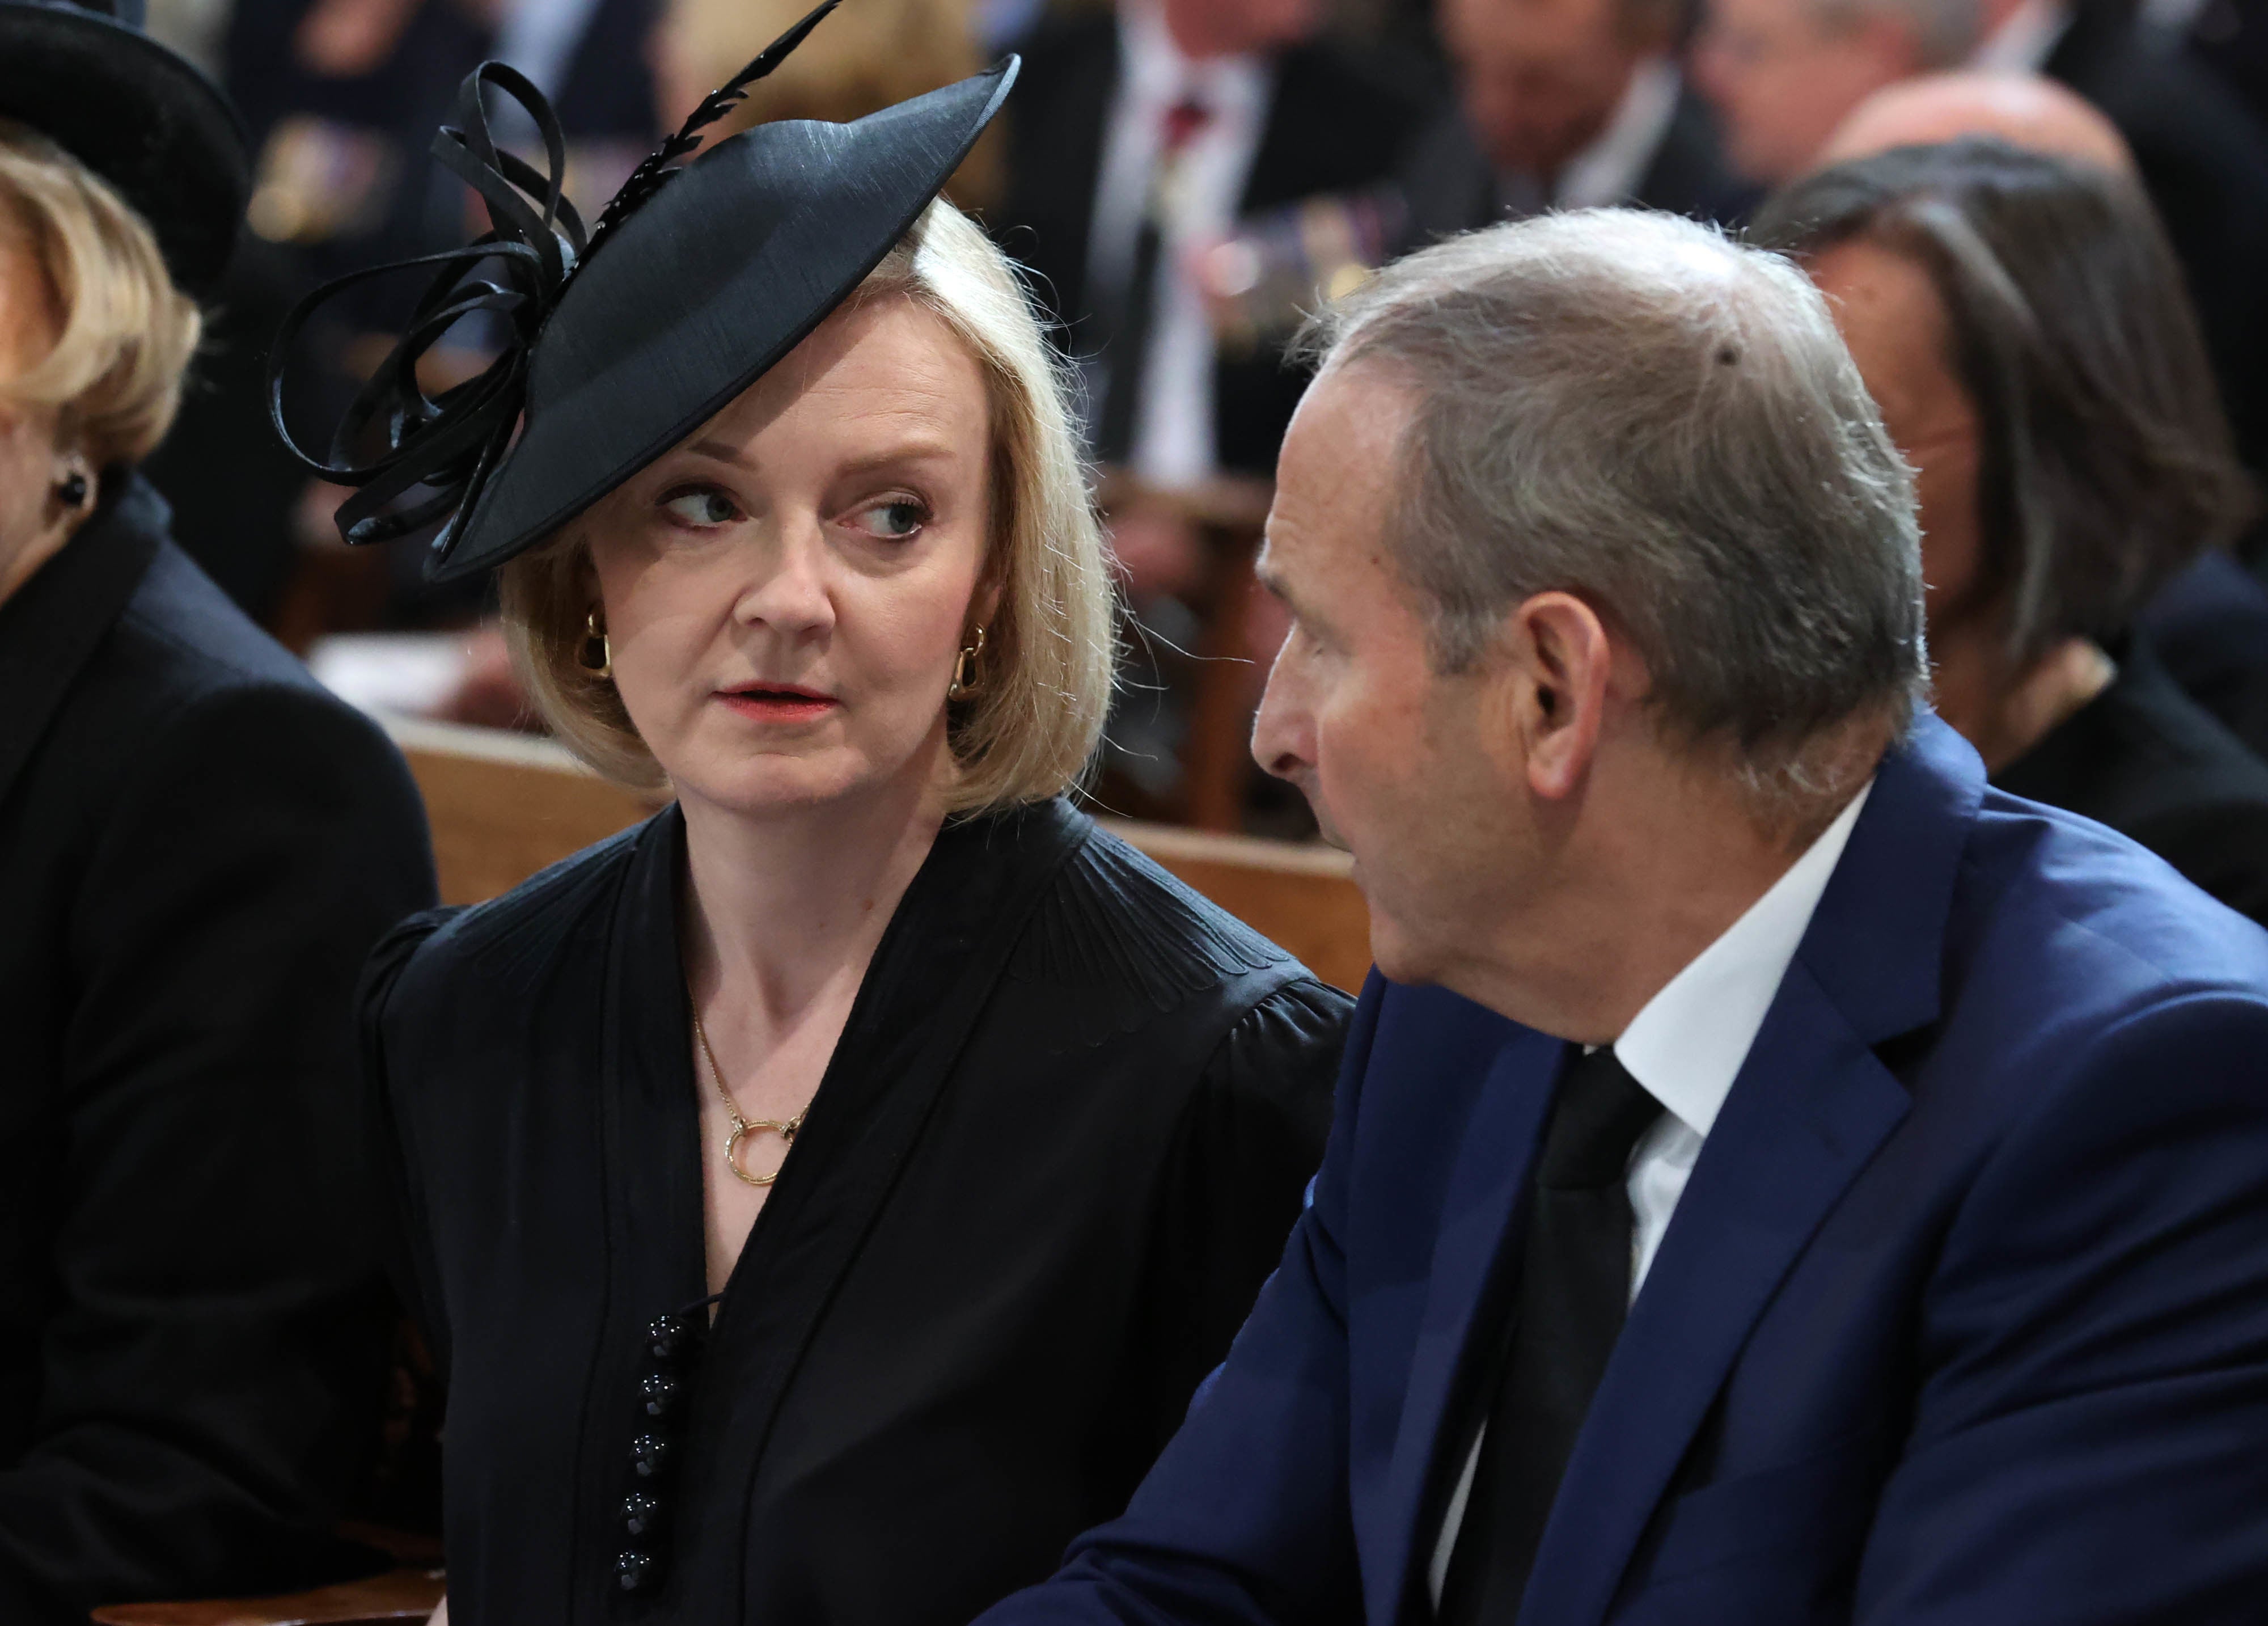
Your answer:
626,1424 -> 667,1479
616,1548 -> 657,1593
629,1432 -> 671,1478
638,1372 -> 680,1418
621,1489 -> 665,1539
645,1315 -> 689,1363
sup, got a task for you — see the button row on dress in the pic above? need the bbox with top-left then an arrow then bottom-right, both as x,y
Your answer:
615,1311 -> 700,1595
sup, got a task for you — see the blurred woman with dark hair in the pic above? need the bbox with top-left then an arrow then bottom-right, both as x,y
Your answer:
1755,138 -> 2268,927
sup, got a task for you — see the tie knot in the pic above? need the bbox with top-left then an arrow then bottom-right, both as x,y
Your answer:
1161,97 -> 1212,154
1535,1047 -> 1662,1190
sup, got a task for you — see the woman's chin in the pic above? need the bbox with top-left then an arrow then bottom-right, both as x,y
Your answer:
671,747 -> 908,822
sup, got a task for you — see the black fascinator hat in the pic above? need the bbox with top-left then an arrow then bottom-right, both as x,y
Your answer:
0,0 -> 249,297
272,0 -> 1018,584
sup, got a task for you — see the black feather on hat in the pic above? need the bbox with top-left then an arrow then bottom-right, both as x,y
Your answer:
270,0 -> 1019,584
0,0 -> 249,298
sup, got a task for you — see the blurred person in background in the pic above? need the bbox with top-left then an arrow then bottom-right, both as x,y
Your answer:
998,0 -> 1426,488
1694,0 -> 2268,497
997,0 -> 1424,811
656,0 -> 987,184
1818,69 -> 2268,758
0,1 -> 437,1618
1399,0 -> 1759,245
1756,138 -> 2268,924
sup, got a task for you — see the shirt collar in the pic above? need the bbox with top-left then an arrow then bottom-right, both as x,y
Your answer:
1554,56 -> 1683,209
1119,1 -> 1267,117
1970,0 -> 2074,71
1613,779 -> 1873,1139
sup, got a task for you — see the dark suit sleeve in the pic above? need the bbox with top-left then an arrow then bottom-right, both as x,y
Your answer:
976,975 -> 1385,1626
0,682 -> 437,1621
1852,992 -> 2268,1622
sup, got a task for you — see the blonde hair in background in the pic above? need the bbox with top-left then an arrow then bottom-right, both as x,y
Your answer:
0,122 -> 202,467
655,0 -> 1000,209
500,198 -> 1116,815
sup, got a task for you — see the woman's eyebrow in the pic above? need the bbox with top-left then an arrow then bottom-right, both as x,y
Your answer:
673,437 -> 964,481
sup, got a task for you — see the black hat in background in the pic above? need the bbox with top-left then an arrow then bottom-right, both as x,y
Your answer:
0,0 -> 249,298
272,0 -> 1019,584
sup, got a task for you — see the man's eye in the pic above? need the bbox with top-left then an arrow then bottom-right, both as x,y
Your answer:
852,499 -> 927,540
663,489 -> 740,527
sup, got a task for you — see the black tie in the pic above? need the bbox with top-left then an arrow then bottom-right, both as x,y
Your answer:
1439,1046 -> 1664,1624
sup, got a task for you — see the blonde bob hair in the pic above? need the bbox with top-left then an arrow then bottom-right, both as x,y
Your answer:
0,122 -> 201,466
501,198 -> 1115,813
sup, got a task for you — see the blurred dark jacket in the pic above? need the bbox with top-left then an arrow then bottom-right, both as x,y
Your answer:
1397,72 -> 1762,246
1995,632 -> 2268,928
2046,0 -> 2268,491
995,9 -> 1428,476
0,474 -> 436,1620
2138,547 -> 2268,761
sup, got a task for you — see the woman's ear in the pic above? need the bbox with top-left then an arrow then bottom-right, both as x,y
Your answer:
971,572 -> 1005,632
1504,590 -> 1612,801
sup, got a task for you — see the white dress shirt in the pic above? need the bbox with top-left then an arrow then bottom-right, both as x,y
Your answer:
1426,780 -> 1876,1603
1086,1 -> 1270,487
1555,57 -> 1685,209
1970,0 -> 2075,71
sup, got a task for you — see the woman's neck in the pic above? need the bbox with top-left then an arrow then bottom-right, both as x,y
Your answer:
679,762 -> 949,1029
1931,619 -> 2117,772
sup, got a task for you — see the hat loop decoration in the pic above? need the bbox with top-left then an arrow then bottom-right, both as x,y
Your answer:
268,0 -> 844,567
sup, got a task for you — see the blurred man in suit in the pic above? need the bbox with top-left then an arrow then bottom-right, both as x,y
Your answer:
975,207 -> 2268,1626
996,0 -> 1425,485
1694,0 -> 2268,488
1400,0 -> 1759,243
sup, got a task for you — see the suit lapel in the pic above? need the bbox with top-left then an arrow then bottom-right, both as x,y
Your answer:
1449,717 -> 1982,1626
1512,965 -> 1911,1626
1366,1024 -> 1564,1626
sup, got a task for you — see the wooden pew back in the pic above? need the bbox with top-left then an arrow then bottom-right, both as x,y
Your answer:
388,719 -> 1372,991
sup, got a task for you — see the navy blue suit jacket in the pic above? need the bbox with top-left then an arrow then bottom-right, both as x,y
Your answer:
978,716 -> 2268,1624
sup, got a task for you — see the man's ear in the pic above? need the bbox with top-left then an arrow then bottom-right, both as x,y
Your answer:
1502,591 -> 1611,801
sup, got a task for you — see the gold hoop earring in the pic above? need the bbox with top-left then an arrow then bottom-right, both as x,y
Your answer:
578,608 -> 612,679
948,624 -> 987,700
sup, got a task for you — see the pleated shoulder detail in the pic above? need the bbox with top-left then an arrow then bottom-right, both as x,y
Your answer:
398,815 -> 652,1004
1005,825 -> 1289,1029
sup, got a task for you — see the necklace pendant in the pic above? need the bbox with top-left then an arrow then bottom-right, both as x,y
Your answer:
723,1114 -> 799,1189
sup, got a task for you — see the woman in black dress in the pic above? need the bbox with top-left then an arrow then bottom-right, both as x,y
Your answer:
282,14 -> 1351,1624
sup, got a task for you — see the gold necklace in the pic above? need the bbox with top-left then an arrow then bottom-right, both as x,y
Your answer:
691,1006 -> 805,1189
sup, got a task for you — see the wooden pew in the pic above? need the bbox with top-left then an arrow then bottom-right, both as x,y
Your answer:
388,717 -> 1373,991
89,1567 -> 444,1625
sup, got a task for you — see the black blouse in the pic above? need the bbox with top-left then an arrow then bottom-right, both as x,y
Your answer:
362,797 -> 1349,1626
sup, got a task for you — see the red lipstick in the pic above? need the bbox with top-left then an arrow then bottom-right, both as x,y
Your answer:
716,682 -> 839,724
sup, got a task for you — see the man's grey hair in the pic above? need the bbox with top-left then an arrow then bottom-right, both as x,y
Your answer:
1815,0 -> 1983,66
1297,209 -> 1927,806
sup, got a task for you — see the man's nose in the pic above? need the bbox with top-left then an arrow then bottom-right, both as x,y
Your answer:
1249,657 -> 1309,783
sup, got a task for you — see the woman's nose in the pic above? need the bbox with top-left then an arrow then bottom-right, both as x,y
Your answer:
733,521 -> 835,636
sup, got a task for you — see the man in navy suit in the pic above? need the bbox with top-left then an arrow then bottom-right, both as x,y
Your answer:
976,209 -> 2268,1623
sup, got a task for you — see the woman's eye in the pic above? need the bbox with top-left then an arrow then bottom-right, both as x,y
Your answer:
850,499 -> 928,541
662,489 -> 741,528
